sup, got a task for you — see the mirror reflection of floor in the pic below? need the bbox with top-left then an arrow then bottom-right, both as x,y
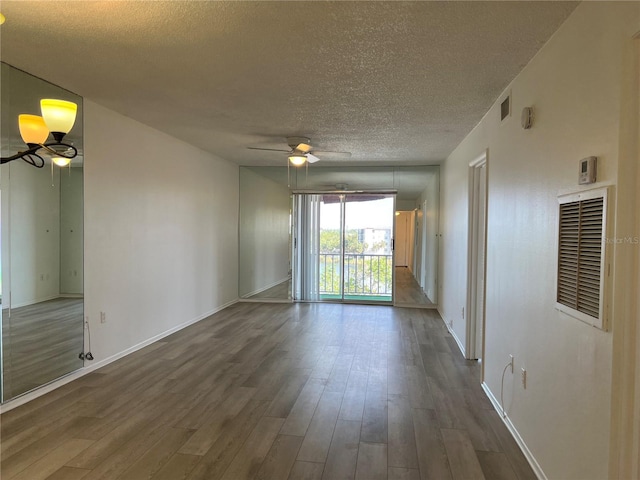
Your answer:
244,279 -> 292,301
1,298 -> 84,400
394,266 -> 435,307
244,268 -> 435,308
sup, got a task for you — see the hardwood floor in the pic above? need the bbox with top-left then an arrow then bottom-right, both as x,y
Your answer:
244,268 -> 433,308
245,279 -> 292,300
0,302 -> 535,480
394,268 -> 435,307
2,298 -> 84,400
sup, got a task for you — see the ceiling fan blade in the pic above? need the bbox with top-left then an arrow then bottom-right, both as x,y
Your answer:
295,143 -> 312,153
313,150 -> 352,158
307,153 -> 321,164
247,147 -> 291,153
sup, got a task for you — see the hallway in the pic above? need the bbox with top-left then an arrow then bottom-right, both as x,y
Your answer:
1,303 -> 535,480
394,267 -> 435,307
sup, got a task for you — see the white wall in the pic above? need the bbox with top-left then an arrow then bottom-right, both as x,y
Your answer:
3,163 -> 61,307
415,170 -> 439,303
84,100 -> 239,361
395,199 -> 415,211
609,31 -> 640,479
439,3 -> 639,479
60,167 -> 83,294
238,167 -> 290,297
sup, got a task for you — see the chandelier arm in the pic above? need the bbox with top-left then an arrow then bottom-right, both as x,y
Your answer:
39,142 -> 78,158
24,154 -> 46,168
1,145 -> 42,164
0,142 -> 78,165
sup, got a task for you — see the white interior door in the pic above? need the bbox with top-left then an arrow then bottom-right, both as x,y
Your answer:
395,212 -> 409,267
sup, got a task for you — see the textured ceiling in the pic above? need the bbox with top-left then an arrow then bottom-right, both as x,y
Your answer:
0,1 -> 577,167
243,165 -> 439,202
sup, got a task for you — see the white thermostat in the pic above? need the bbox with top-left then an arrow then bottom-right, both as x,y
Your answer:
579,156 -> 597,185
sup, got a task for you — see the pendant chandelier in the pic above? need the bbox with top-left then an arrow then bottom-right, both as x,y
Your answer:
0,99 -> 78,168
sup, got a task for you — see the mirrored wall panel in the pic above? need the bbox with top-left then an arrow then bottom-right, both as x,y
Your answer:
1,62 -> 84,401
238,165 -> 439,306
239,167 -> 292,300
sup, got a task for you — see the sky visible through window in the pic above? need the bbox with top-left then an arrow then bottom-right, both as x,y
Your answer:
321,197 -> 394,229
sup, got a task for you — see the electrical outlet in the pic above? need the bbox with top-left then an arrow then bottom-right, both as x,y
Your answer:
521,368 -> 527,389
100,312 -> 106,323
509,354 -> 514,373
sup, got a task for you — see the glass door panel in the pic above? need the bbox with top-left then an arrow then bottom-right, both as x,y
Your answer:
343,194 -> 394,303
318,195 -> 343,300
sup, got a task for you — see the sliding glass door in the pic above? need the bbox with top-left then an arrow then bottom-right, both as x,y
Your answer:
293,192 -> 394,304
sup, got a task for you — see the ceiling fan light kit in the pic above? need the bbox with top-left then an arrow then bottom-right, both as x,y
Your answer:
249,136 -> 351,168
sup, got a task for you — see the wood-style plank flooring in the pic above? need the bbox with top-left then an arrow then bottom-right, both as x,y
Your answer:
394,268 -> 435,307
245,279 -> 292,300
245,269 -> 434,308
0,302 -> 535,480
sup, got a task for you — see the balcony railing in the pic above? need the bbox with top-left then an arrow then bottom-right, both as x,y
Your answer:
319,253 -> 392,296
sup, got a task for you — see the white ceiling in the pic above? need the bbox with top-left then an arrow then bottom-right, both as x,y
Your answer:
0,1 -> 577,167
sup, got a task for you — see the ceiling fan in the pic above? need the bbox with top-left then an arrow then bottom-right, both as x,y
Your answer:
247,136 -> 351,166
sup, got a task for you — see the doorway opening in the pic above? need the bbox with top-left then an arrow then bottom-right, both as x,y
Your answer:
394,207 -> 436,307
467,151 -> 488,365
292,192 -> 394,304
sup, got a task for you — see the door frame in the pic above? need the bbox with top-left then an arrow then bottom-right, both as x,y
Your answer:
340,193 -> 396,305
292,190 -> 396,305
466,150 -> 488,367
420,200 -> 428,291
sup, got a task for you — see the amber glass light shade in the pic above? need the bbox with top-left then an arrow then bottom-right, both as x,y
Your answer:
40,99 -> 77,136
18,114 -> 50,145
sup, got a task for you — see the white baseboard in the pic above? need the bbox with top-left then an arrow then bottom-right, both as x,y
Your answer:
7,294 -> 60,310
439,309 -> 466,357
239,298 -> 293,304
0,298 -> 238,413
481,382 -> 547,480
59,294 -> 84,299
393,302 -> 438,309
242,276 -> 290,299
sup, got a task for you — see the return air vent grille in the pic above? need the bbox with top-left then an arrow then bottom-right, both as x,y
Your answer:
556,188 -> 608,329
500,95 -> 511,121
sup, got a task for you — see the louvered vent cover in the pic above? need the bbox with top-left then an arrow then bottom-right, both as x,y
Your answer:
557,188 -> 608,329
